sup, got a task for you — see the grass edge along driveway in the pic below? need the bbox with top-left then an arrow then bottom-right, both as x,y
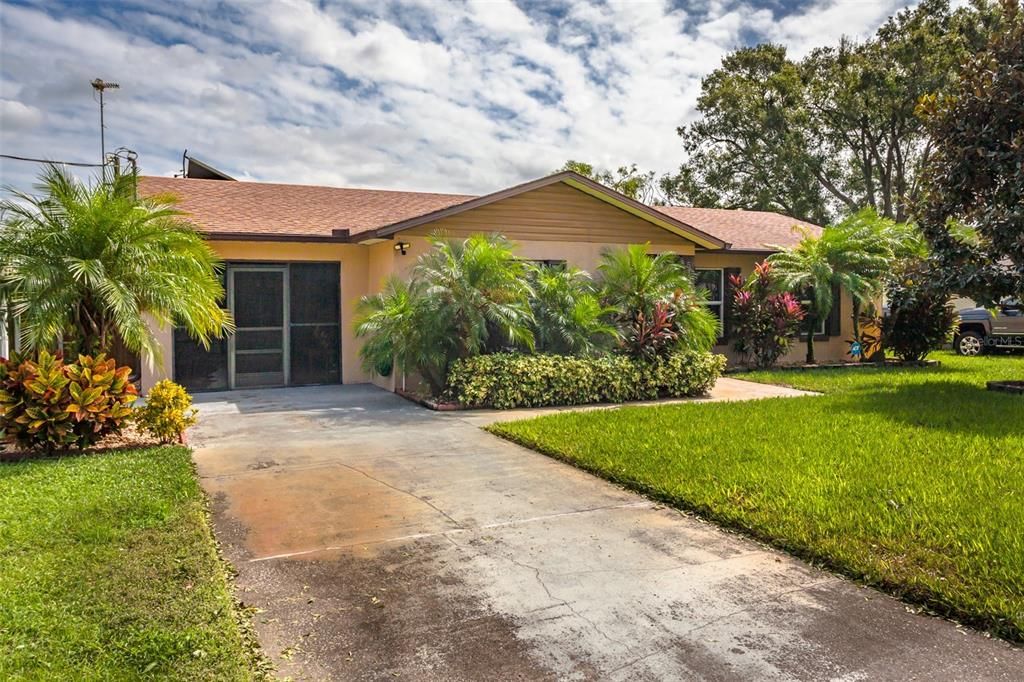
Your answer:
0,446 -> 269,680
488,352 -> 1024,642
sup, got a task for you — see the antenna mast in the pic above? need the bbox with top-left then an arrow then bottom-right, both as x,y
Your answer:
90,78 -> 120,181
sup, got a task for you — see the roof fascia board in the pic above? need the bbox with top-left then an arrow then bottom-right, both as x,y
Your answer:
205,232 -> 351,243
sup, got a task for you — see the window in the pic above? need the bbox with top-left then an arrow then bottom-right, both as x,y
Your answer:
694,268 -> 724,325
523,259 -> 567,270
798,289 -> 831,337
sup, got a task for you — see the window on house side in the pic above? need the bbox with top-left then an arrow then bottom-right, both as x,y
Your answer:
694,268 -> 724,325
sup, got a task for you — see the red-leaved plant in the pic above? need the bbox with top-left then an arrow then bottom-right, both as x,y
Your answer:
731,262 -> 805,368
622,301 -> 679,361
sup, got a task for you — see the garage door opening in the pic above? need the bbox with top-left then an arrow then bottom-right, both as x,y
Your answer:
173,262 -> 340,391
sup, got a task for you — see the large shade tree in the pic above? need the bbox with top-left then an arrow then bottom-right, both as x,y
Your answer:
916,0 -> 1024,308
662,0 -> 996,224
0,165 -> 231,361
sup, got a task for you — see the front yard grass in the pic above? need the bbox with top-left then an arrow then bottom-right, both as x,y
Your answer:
0,446 -> 264,679
489,352 -> 1024,641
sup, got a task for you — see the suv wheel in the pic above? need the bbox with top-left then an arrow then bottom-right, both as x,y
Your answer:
956,331 -> 985,356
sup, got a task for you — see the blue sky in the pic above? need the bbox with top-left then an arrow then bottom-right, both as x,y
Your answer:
1,0 -> 917,195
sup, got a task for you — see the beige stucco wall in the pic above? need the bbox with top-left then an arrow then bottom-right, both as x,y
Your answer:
144,182 -> 849,391
143,240 -> 374,390
693,252 -> 856,365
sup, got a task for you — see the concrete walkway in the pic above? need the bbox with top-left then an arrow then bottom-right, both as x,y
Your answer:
191,382 -> 1021,680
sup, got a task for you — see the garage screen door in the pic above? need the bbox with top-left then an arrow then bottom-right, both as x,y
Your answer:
173,262 -> 340,391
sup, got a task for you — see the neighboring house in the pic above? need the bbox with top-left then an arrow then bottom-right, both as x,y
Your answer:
137,170 -> 854,393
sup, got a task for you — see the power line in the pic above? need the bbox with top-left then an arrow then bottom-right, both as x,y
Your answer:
0,153 -> 106,168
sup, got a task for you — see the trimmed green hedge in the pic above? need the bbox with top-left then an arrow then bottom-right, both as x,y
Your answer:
444,351 -> 726,409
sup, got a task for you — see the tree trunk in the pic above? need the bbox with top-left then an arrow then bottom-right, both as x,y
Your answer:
805,315 -> 817,365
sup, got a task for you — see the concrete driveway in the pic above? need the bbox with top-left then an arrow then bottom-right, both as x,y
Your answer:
192,384 -> 1021,680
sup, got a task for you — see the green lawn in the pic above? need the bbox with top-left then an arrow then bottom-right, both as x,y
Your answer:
489,352 -> 1024,641
0,447 -> 265,680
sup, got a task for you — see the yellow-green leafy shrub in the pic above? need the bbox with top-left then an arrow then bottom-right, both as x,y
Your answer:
0,351 -> 137,452
444,351 -> 726,409
134,380 -> 198,443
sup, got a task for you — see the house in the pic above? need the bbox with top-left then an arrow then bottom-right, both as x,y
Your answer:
137,170 -> 854,392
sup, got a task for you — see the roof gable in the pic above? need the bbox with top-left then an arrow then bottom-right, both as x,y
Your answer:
375,171 -> 726,249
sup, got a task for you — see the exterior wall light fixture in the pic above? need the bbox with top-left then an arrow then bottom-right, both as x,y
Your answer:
394,241 -> 411,255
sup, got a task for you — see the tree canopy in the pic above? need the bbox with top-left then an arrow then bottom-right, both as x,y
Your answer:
917,0 -> 1024,306
0,165 -> 231,361
661,0 -> 996,224
556,161 -> 662,204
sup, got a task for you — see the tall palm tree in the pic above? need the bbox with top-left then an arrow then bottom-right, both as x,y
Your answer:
0,165 -> 231,361
768,220 -> 890,363
528,264 -> 618,356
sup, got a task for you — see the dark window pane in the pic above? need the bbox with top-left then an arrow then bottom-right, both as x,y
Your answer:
706,304 -> 723,323
290,263 -> 340,325
236,329 -> 283,351
233,270 -> 284,327
290,325 -> 340,385
173,328 -> 227,391
695,269 -> 722,302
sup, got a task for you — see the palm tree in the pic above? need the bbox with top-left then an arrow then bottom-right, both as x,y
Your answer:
412,233 -> 535,357
528,264 -> 618,356
598,244 -> 720,354
354,233 -> 534,394
354,277 -> 451,393
768,220 -> 891,364
598,244 -> 692,315
831,208 -> 925,339
0,165 -> 231,361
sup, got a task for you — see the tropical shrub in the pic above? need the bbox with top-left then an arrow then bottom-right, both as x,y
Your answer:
444,351 -> 726,409
622,301 -> 678,361
598,245 -> 720,355
134,379 -> 198,444
0,165 -> 232,360
730,262 -> 804,368
882,267 -> 958,361
355,234 -> 534,394
0,351 -> 137,452
528,264 -> 618,356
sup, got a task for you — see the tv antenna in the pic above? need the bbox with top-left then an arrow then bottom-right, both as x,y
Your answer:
91,78 -> 120,180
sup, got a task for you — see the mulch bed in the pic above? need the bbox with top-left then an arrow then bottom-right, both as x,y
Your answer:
987,380 -> 1024,395
0,425 -> 163,462
395,388 -> 463,411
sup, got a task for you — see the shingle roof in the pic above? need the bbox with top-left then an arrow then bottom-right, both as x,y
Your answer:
138,176 -> 473,239
656,206 -> 821,251
138,175 -> 819,250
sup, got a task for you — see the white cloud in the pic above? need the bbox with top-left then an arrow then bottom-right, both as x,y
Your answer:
0,99 -> 43,131
0,0 -> 915,196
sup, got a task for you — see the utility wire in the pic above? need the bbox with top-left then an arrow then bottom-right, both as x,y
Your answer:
1,153 -> 106,168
